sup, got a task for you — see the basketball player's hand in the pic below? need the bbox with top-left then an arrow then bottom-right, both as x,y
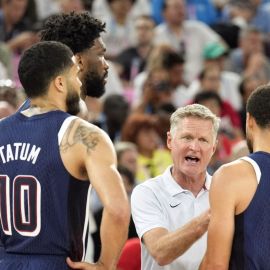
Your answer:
66,257 -> 108,269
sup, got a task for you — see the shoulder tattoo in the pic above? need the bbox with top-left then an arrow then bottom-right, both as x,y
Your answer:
60,120 -> 100,154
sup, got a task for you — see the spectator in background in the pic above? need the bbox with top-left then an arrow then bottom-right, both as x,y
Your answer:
115,141 -> 138,177
154,0 -> 222,83
133,45 -> 173,103
210,0 -> 251,49
194,66 -> 243,140
92,0 -> 151,27
0,0 -> 39,53
160,49 -> 189,108
115,15 -> 155,85
222,0 -> 254,29
94,94 -> 130,143
155,103 -> 176,149
95,0 -> 137,60
203,42 -> 242,111
222,0 -> 270,35
227,26 -> 270,80
121,113 -> 172,182
189,42 -> 242,111
238,73 -> 267,134
133,68 -> 174,115
133,46 -> 189,109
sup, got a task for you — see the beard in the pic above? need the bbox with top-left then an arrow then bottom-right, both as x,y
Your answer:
66,86 -> 80,115
81,70 -> 106,98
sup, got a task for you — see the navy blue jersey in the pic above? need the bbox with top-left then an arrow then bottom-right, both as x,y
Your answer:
229,152 -> 270,269
0,110 -> 90,269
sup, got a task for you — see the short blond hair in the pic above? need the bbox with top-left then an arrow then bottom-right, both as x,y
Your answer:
170,104 -> 220,139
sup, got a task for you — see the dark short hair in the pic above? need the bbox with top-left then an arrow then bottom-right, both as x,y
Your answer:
194,91 -> 222,107
40,11 -> 106,54
247,84 -> 270,128
161,50 -> 185,69
18,41 -> 73,98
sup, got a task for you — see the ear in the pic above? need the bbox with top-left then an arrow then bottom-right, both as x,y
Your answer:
246,112 -> 253,131
75,53 -> 84,71
53,75 -> 65,93
167,131 -> 172,150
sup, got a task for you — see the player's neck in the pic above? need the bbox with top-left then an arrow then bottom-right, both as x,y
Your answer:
22,98 -> 63,116
253,130 -> 270,153
31,94 -> 64,110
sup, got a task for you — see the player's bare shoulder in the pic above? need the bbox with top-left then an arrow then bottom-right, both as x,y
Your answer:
214,158 -> 253,183
60,118 -> 110,155
211,158 -> 256,203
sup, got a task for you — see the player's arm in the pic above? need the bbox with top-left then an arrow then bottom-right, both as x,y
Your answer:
63,119 -> 130,269
85,129 -> 130,269
199,165 -> 237,270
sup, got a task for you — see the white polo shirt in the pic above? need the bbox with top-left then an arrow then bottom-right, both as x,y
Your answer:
131,166 -> 211,270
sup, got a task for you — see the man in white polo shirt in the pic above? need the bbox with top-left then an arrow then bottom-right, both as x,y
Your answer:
131,104 -> 220,269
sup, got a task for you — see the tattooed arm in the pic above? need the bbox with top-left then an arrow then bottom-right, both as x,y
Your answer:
60,119 -> 130,270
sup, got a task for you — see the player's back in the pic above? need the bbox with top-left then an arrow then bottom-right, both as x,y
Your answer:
0,110 -> 90,270
230,151 -> 270,269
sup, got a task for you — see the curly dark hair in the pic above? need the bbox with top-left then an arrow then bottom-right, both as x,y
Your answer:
40,11 -> 106,54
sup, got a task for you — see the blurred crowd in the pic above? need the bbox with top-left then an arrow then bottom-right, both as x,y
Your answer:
1,0 -> 269,267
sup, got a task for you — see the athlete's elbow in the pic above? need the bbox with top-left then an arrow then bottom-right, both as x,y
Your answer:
104,198 -> 130,225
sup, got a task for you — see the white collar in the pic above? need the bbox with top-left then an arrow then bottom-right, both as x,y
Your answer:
162,166 -> 212,197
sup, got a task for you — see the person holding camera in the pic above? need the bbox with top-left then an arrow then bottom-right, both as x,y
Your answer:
133,68 -> 175,115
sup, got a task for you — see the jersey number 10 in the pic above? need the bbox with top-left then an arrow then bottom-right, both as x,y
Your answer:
0,175 -> 41,237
